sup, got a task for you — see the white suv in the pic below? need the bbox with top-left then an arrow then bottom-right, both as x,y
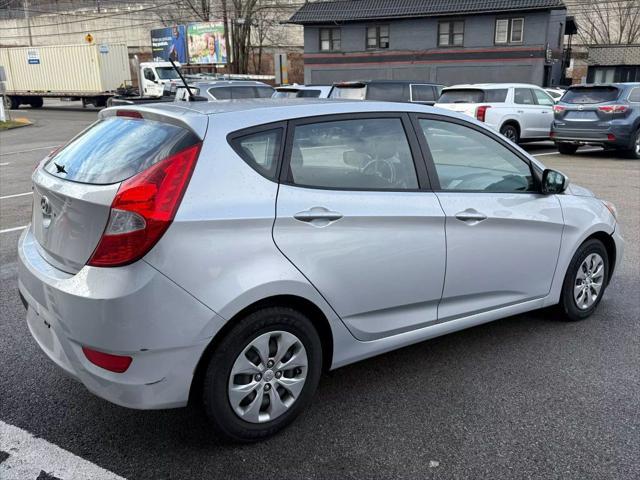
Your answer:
435,83 -> 556,143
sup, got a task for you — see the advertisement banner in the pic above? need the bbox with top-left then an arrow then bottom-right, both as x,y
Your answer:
187,22 -> 227,64
151,25 -> 187,63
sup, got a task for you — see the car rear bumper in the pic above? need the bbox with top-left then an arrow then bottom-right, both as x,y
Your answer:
17,227 -> 223,409
551,123 -> 634,148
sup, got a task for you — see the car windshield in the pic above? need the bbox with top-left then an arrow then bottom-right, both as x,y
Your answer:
562,87 -> 620,104
155,67 -> 181,80
330,85 -> 367,100
439,89 -> 508,103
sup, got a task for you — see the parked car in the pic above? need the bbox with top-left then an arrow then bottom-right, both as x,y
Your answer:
329,80 -> 444,105
551,83 -> 640,158
174,80 -> 274,101
273,85 -> 332,99
19,100 -> 622,442
545,88 -> 565,102
435,83 -> 556,143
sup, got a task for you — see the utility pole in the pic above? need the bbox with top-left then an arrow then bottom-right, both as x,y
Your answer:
24,0 -> 33,46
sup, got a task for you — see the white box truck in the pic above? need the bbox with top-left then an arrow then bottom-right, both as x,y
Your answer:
0,43 -> 131,108
0,43 -> 183,109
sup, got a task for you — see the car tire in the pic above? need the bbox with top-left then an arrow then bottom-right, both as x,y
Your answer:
622,129 -> 640,159
500,123 -> 520,143
29,97 -> 44,108
202,306 -> 323,442
557,143 -> 579,155
560,239 -> 609,321
3,95 -> 19,110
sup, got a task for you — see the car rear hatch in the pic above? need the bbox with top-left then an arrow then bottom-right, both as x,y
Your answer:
31,107 -> 206,274
553,86 -> 627,134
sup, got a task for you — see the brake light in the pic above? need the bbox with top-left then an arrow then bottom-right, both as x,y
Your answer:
87,142 -> 202,267
476,105 -> 491,122
553,105 -> 566,113
116,110 -> 143,119
597,105 -> 628,113
82,347 -> 132,373
607,133 -> 616,141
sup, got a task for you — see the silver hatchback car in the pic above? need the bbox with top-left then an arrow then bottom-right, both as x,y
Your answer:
18,100 -> 623,442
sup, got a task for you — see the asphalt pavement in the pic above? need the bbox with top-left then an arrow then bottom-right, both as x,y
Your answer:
0,100 -> 638,480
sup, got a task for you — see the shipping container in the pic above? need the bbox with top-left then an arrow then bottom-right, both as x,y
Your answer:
0,43 -> 131,109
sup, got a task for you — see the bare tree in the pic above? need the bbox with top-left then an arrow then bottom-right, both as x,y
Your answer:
574,0 -> 640,45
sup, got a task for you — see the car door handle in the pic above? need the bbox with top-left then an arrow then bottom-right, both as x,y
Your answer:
517,110 -> 524,114
294,207 -> 343,223
455,210 -> 488,223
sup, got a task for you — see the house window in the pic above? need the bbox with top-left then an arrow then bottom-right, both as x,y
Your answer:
366,25 -> 390,49
495,18 -> 524,44
438,21 -> 464,46
320,28 -> 341,51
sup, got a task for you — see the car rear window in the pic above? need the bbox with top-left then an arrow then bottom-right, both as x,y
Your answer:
562,87 -> 620,104
330,85 -> 367,100
439,88 -> 507,103
366,83 -> 409,102
297,89 -> 321,98
44,116 -> 199,185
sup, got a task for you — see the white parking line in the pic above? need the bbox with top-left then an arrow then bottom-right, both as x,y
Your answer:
0,192 -> 32,200
0,226 -> 27,234
0,145 -> 58,156
0,162 -> 10,166
0,420 -> 127,480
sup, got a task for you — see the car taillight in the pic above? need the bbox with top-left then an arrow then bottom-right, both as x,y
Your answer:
82,347 -> 132,373
476,105 -> 490,122
553,105 -> 566,113
87,142 -> 202,267
597,105 -> 628,114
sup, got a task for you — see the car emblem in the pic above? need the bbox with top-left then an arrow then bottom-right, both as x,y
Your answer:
578,105 -> 584,111
40,195 -> 52,216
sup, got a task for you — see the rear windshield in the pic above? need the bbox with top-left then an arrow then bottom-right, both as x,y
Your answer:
330,85 -> 367,100
366,83 -> 409,102
44,117 -> 199,185
439,88 -> 508,103
297,89 -> 321,98
562,87 -> 620,104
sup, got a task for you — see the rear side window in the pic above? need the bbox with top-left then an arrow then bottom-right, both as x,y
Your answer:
230,129 -> 282,179
255,87 -> 275,98
209,87 -> 231,100
627,88 -> 640,102
231,87 -> 257,99
411,85 -> 435,102
514,88 -> 535,105
288,118 -> 418,190
44,117 -> 199,185
562,87 -> 620,104
484,89 -> 508,102
366,83 -> 408,102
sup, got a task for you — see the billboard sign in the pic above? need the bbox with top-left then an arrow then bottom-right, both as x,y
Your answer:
187,22 -> 227,64
151,25 -> 187,63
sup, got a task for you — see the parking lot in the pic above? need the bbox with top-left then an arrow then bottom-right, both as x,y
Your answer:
1,102 -> 638,479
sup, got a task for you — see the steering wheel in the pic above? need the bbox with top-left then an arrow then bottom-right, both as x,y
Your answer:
361,158 -> 397,185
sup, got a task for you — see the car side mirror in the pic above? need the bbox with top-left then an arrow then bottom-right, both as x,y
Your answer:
541,169 -> 568,194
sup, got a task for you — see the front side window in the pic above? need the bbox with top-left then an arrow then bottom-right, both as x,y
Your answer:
495,18 -> 524,44
533,89 -> 554,106
438,20 -> 464,46
320,28 -> 341,51
629,87 -> 640,103
366,25 -> 390,49
419,119 -> 534,192
288,118 -> 418,190
231,129 -> 282,179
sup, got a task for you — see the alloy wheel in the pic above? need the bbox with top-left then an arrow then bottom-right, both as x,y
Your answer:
228,330 -> 308,423
573,253 -> 605,310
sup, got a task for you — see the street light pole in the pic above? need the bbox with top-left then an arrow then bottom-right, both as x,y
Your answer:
24,0 -> 33,46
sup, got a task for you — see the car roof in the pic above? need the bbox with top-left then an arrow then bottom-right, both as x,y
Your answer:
567,82 -> 640,88
334,80 -> 444,86
181,80 -> 272,88
444,83 -> 542,89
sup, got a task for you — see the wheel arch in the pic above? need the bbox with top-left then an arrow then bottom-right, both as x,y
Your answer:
583,231 -> 617,285
188,294 -> 335,405
500,118 -> 521,135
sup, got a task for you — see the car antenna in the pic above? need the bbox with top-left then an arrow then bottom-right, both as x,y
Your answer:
169,58 -> 206,102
